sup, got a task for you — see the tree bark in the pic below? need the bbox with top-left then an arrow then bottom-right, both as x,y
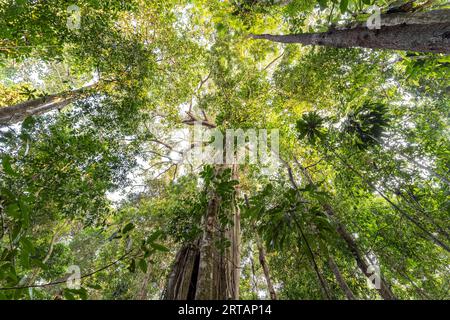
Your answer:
325,204 -> 397,300
249,246 -> 259,299
341,10 -> 450,29
250,10 -> 450,53
195,184 -> 220,300
255,234 -> 277,300
135,259 -> 153,300
0,84 -> 97,125
231,163 -> 241,299
328,256 -> 356,300
166,117 -> 241,300
165,240 -> 200,300
167,164 -> 241,300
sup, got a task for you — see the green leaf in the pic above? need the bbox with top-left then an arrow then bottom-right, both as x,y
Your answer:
2,155 -> 17,177
0,187 -> 15,202
150,243 -> 170,252
19,250 -> 30,269
6,203 -> 20,219
76,287 -> 88,300
146,230 -> 163,243
318,0 -> 328,8
121,222 -> 135,234
128,258 -> 136,273
63,290 -> 76,300
22,116 -> 36,131
33,259 -> 49,270
340,0 -> 348,13
138,259 -> 148,273
200,165 -> 214,184
86,283 -> 102,290
18,197 -> 30,228
63,288 -> 88,300
20,237 -> 35,255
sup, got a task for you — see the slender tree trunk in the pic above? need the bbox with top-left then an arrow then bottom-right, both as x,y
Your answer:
380,253 -> 431,299
328,257 -> 356,300
330,150 -> 450,252
231,164 -> 241,299
249,246 -> 259,299
250,10 -> 450,53
244,194 -> 277,300
282,161 -> 334,299
294,159 -> 397,300
135,260 -> 152,300
324,203 -> 397,300
291,214 -> 333,300
255,234 -> 277,300
341,10 -> 449,29
26,225 -> 63,286
0,84 -> 97,125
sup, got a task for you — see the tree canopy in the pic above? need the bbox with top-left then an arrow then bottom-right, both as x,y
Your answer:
0,0 -> 449,300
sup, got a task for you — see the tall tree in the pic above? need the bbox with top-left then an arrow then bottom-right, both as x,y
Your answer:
250,10 -> 450,53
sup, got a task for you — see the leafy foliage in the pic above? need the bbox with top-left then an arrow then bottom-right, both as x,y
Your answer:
0,0 -> 449,300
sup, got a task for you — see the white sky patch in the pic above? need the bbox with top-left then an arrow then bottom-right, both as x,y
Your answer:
172,3 -> 213,49
5,59 -> 49,87
106,124 -> 193,204
84,70 -> 99,86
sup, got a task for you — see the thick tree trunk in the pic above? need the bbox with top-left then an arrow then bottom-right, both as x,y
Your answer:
195,182 -> 220,299
342,10 -> 450,29
166,116 -> 242,300
328,256 -> 356,300
165,240 -> 200,300
0,84 -> 97,125
255,234 -> 277,300
250,10 -> 450,53
167,164 -> 241,300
